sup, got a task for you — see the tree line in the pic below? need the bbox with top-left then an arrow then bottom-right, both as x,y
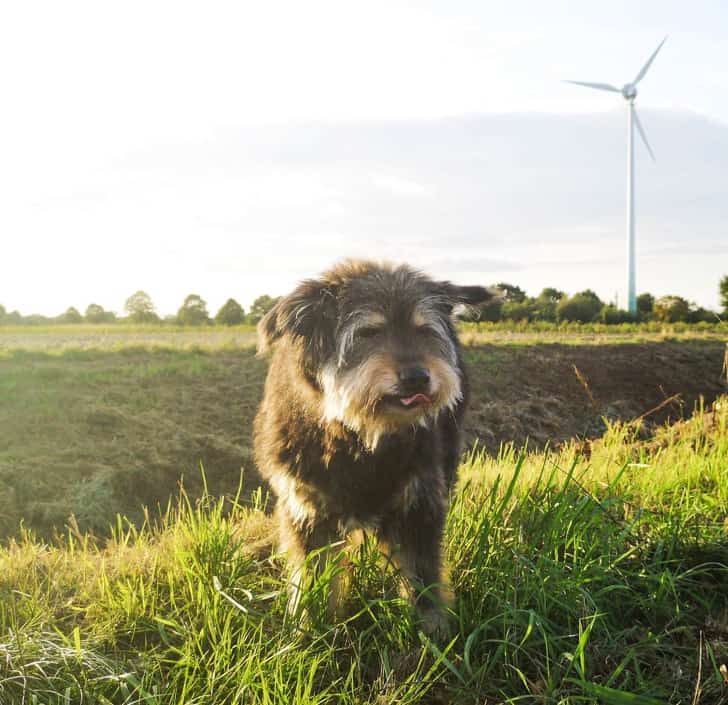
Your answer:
463,278 -> 727,324
2,276 -> 727,326
0,292 -> 280,327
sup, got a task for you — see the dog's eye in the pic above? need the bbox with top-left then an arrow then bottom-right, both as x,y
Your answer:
355,326 -> 382,340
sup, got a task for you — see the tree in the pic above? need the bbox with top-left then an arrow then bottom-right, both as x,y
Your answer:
574,289 -> 602,304
57,306 -> 83,324
686,306 -> 717,323
720,275 -> 728,315
501,299 -> 536,321
653,295 -> 690,323
85,303 -> 115,324
176,294 -> 210,326
538,288 -> 565,303
25,314 -> 53,325
476,299 -> 504,322
459,286 -> 503,322
636,292 -> 654,321
248,295 -> 280,324
85,303 -> 105,323
215,298 -> 245,326
0,304 -> 6,324
4,310 -> 21,324
124,291 -> 158,323
556,292 -> 603,323
495,282 -> 527,303
533,288 -> 566,322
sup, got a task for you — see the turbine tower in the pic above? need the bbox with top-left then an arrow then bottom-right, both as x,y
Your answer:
566,37 -> 666,314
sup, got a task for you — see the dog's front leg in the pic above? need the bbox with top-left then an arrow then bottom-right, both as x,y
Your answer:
277,507 -> 345,624
380,506 -> 452,638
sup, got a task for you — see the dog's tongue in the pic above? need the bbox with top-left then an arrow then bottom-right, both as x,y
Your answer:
400,393 -> 431,406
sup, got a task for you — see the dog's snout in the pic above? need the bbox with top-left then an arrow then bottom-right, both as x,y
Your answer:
398,366 -> 430,392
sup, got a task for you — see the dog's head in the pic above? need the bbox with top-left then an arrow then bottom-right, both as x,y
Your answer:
258,260 -> 495,447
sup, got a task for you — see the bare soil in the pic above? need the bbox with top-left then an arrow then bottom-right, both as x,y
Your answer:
0,339 -> 725,537
464,341 -> 727,451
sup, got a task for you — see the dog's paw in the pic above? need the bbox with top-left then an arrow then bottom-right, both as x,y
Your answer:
419,607 -> 453,641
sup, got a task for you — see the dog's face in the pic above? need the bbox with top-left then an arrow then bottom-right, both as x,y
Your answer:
259,260 -> 494,447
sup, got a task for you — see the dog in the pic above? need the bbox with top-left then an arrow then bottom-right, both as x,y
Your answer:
253,259 -> 494,634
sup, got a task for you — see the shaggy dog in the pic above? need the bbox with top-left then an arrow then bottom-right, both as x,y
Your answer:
253,260 -> 493,633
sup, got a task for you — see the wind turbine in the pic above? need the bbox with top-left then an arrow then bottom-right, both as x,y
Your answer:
566,37 -> 666,314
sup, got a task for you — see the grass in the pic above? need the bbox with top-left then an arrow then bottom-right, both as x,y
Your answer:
0,325 -> 258,353
0,324 -> 258,336
0,346 -> 268,538
2,400 -> 727,704
2,321 -> 727,353
458,320 -> 728,346
2,336 -> 726,541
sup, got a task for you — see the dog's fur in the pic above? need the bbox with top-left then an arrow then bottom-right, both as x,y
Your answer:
253,260 -> 494,632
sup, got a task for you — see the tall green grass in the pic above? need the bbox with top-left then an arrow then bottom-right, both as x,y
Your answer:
2,401 -> 727,704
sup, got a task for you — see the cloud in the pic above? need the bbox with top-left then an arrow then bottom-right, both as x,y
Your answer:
4,109 -> 727,314
370,173 -> 430,197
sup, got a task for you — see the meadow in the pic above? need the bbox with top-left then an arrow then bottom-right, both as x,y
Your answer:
1,325 -> 727,703
2,320 -> 726,352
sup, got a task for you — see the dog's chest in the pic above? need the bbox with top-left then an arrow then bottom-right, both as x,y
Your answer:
296,430 -> 436,520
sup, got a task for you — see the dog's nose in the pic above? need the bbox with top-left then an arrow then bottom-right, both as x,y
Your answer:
398,366 -> 430,392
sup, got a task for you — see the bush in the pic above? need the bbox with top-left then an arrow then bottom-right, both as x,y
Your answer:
600,306 -> 636,324
686,307 -> 718,323
501,300 -> 537,321
556,293 -> 602,323
653,295 -> 690,323
85,304 -> 116,324
58,307 -> 83,324
461,299 -> 502,322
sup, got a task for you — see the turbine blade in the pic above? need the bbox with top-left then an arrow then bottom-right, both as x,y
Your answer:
633,36 -> 667,85
633,109 -> 655,162
564,80 -> 620,93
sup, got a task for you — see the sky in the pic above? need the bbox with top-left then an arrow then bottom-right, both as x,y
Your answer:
1,1 -> 727,317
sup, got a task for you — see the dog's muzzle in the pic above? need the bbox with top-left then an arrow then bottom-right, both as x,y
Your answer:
396,366 -> 432,408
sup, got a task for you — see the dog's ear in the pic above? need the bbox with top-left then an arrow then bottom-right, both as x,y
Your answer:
257,279 -> 338,367
433,282 -> 501,316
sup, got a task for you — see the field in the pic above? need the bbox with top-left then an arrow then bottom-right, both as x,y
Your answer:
1,325 -> 725,540
1,326 -> 727,703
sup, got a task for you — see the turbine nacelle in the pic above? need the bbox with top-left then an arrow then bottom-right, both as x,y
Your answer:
564,37 -> 666,158
621,83 -> 637,101
565,36 -> 667,103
